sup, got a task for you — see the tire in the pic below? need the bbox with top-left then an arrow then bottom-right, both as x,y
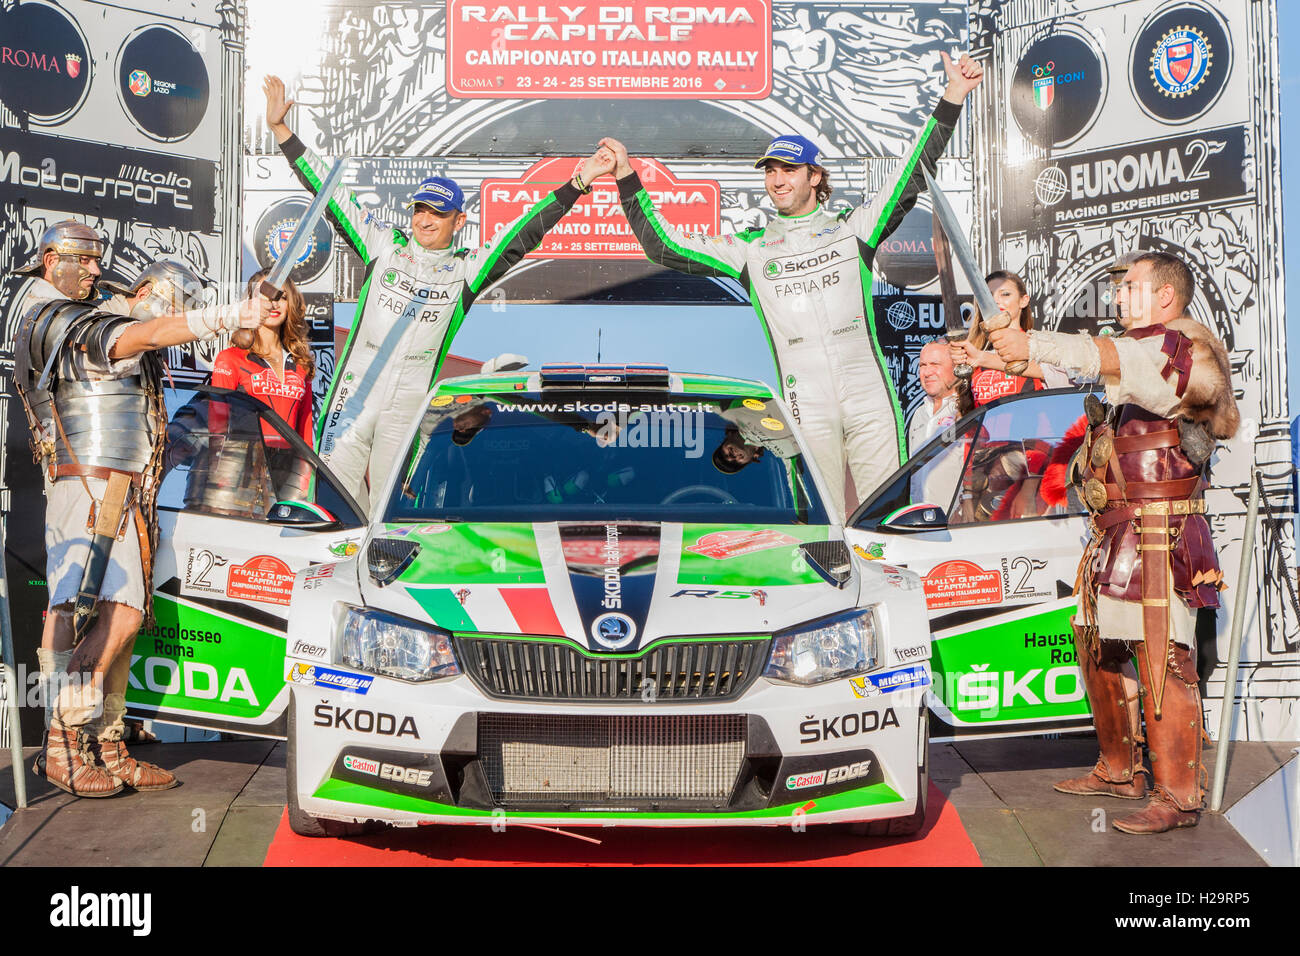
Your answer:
285,690 -> 386,838
847,712 -> 930,838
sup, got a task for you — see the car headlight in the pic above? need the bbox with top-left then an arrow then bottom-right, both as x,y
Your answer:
333,604 -> 459,682
764,608 -> 878,685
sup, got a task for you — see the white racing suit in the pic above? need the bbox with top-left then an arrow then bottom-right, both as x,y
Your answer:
617,99 -> 962,517
279,136 -> 584,510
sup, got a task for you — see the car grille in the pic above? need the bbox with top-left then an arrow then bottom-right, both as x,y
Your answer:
456,636 -> 769,702
478,713 -> 747,807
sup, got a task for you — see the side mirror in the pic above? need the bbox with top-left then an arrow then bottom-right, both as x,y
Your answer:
881,503 -> 948,532
267,499 -> 339,529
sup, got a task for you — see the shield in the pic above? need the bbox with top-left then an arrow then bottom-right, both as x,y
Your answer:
1164,43 -> 1194,84
1033,76 -> 1054,111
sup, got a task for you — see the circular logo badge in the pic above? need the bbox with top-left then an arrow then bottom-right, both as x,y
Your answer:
116,25 -> 210,142
0,2 -> 92,126
1130,5 -> 1230,124
742,398 -> 766,411
884,300 -> 917,331
763,260 -> 781,279
784,373 -> 796,388
1034,167 -> 1069,206
1011,31 -> 1106,149
431,395 -> 454,407
760,417 -> 783,431
591,612 -> 637,650
874,202 -> 938,289
252,197 -> 334,286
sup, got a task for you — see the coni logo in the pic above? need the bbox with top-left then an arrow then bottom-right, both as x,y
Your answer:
129,69 -> 151,96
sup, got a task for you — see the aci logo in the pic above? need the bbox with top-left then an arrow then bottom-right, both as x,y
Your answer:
1130,5 -> 1231,124
129,69 -> 151,96
1150,27 -> 1212,98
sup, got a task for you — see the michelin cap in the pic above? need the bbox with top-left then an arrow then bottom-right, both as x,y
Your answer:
405,176 -> 464,213
754,134 -> 820,169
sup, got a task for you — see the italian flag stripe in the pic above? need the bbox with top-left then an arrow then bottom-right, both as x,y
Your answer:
407,587 -> 476,631
501,588 -> 566,637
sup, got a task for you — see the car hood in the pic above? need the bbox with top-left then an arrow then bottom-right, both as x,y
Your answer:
359,521 -> 855,652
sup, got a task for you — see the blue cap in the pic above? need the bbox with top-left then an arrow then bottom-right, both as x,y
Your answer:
754,134 -> 821,169
405,176 -> 464,213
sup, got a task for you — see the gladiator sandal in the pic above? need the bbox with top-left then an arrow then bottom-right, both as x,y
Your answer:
92,738 -> 180,791
1055,642 -> 1147,799
1114,644 -> 1203,834
38,725 -> 124,798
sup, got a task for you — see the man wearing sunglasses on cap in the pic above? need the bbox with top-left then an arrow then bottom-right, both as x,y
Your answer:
264,75 -> 614,509
600,52 -> 983,518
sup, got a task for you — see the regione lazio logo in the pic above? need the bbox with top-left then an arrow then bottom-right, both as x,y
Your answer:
1151,27 -> 1211,97
1032,61 -> 1054,110
129,69 -> 151,96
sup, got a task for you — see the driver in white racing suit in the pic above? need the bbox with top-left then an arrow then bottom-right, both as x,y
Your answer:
600,53 -> 983,517
264,76 -> 614,509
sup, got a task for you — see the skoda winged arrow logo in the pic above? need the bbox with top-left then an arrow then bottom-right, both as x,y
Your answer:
591,612 -> 636,650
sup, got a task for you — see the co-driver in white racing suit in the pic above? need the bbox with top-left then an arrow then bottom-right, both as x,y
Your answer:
600,53 -> 984,517
264,76 -> 614,509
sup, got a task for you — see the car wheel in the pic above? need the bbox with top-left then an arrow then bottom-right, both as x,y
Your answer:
286,689 -> 386,838
846,713 -> 929,838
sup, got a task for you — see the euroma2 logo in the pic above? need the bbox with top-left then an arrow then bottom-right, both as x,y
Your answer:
50,887 -> 151,936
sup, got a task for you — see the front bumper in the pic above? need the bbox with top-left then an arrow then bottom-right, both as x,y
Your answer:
290,670 -> 928,828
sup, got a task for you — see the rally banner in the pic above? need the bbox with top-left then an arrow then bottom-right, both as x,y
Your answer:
445,0 -> 772,98
480,157 -> 720,260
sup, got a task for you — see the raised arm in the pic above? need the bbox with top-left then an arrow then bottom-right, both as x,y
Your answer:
464,147 -> 617,298
847,52 -> 983,251
601,137 -> 750,281
263,74 -> 393,265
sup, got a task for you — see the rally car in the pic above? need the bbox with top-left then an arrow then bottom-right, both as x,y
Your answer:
281,364 -> 933,836
130,371 -> 1108,837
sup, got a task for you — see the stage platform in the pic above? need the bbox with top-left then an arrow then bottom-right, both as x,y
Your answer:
1,736 -> 1293,866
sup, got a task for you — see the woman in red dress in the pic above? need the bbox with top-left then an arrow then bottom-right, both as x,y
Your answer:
201,269 -> 316,508
211,269 -> 315,443
955,270 -> 1069,406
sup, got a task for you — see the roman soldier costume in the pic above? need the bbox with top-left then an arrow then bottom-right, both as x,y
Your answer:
1025,314 -> 1238,833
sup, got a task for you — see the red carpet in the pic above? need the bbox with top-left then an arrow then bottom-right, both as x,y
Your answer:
262,783 -> 981,866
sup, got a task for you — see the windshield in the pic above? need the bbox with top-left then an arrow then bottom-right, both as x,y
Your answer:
383,391 -> 830,525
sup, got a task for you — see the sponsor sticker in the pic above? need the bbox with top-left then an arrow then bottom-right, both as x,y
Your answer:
686,529 -> 800,559
742,399 -> 766,411
328,539 -> 359,558
849,665 -> 930,699
923,559 -> 1002,610
853,542 -> 885,561
227,555 -> 296,606
785,770 -> 827,790
288,664 -> 374,695
760,417 -> 783,431
431,395 -> 454,407
343,754 -> 380,776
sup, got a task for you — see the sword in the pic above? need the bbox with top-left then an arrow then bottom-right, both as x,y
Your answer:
931,205 -> 971,379
72,471 -> 133,643
259,157 -> 349,301
923,168 -> 1028,375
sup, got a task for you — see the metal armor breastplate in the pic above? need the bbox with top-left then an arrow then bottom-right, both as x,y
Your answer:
52,377 -> 157,473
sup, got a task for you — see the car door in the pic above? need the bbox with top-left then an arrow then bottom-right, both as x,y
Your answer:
845,388 -> 1097,741
125,386 -> 365,738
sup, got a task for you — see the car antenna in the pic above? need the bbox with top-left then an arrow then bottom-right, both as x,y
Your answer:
596,327 -> 601,363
